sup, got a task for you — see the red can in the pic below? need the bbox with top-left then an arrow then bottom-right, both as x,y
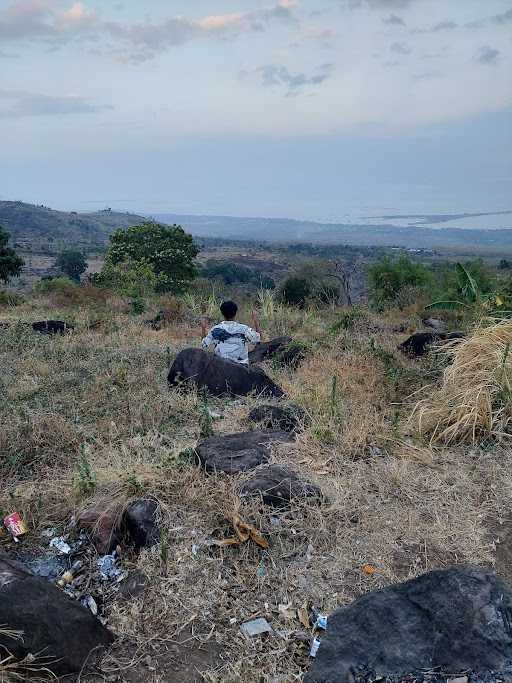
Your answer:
3,512 -> 28,539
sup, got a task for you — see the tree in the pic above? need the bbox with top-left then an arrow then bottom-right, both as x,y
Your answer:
55,250 -> 88,282
104,221 -> 198,293
0,225 -> 24,283
367,253 -> 433,308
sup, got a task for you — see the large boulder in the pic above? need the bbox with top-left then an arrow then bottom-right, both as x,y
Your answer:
247,403 -> 307,433
399,331 -> 464,357
248,336 -> 293,364
168,348 -> 284,398
196,430 -> 293,474
305,566 -> 512,683
240,464 -> 321,507
0,553 -> 114,676
32,320 -> 74,335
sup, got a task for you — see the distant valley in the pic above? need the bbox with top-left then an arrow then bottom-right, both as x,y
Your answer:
2,201 -> 512,257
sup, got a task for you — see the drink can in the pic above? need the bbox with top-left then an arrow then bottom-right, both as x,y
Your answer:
3,512 -> 28,539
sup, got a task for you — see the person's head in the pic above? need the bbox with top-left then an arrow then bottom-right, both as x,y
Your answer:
220,300 -> 238,321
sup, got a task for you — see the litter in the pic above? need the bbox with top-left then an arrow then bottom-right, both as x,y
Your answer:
97,551 -> 127,582
310,637 -> 321,657
81,594 -> 98,616
3,512 -> 28,541
240,618 -> 273,637
49,536 -> 72,555
314,615 -> 328,631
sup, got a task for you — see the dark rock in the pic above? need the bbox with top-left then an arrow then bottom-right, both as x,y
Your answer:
240,464 -> 321,507
305,566 -> 512,683
168,347 -> 284,398
0,553 -> 114,677
248,336 -> 293,364
197,430 -> 293,474
123,498 -> 160,549
399,331 -> 464,357
247,403 -> 307,432
32,320 -> 74,335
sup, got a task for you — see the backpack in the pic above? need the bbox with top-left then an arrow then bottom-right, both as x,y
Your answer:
211,327 -> 247,344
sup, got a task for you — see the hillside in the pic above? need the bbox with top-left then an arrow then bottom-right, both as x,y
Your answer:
0,201 -> 145,249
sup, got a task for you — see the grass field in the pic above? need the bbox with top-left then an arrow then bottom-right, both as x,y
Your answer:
1,288 -> 512,681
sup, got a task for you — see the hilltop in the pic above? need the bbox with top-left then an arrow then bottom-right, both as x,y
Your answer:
0,201 -> 145,250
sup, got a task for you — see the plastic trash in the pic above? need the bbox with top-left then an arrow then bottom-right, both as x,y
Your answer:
310,637 -> 321,657
314,615 -> 328,631
81,594 -> 98,616
97,551 -> 127,582
240,618 -> 273,637
3,512 -> 28,541
49,536 -> 72,555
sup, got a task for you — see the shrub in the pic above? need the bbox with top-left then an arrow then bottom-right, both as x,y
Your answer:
279,276 -> 312,307
202,260 -> 275,289
0,290 -> 24,307
367,253 -> 433,309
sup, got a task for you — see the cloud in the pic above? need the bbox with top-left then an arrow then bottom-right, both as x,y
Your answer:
475,46 -> 501,65
390,41 -> 411,55
0,0 -> 299,61
413,19 -> 458,34
345,0 -> 414,8
247,62 -> 335,95
0,89 -> 112,118
383,14 -> 405,26
491,8 -> 512,25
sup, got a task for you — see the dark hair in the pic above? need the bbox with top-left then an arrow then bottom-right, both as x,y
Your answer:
220,300 -> 238,320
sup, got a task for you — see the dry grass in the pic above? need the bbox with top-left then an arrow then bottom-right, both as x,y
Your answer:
413,320 -> 512,444
2,293 -> 512,681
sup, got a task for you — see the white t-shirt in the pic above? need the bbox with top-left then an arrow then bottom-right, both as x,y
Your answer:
202,320 -> 261,365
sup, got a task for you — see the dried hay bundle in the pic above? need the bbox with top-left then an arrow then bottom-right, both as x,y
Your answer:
414,320 -> 512,444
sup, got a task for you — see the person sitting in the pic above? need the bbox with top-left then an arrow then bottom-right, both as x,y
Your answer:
201,300 -> 262,365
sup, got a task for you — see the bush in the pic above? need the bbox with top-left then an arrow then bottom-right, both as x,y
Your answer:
201,260 -> 274,289
279,276 -> 312,307
0,290 -> 24,307
34,276 -> 109,306
367,253 -> 434,309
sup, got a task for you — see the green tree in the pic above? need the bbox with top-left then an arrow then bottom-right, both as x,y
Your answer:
367,253 -> 433,308
0,226 -> 24,283
104,221 -> 198,293
55,250 -> 88,282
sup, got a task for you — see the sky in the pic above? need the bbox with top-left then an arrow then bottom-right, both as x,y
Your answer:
0,0 -> 511,221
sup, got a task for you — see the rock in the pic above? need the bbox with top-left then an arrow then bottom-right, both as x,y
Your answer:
247,403 -> 307,433
196,430 -> 293,474
78,499 -> 160,551
168,347 -> 284,398
32,320 -> 74,335
399,331 -> 464,357
0,553 -> 114,677
248,336 -> 293,364
77,502 -> 124,554
240,465 -> 322,507
123,498 -> 160,549
422,317 -> 447,332
305,566 -> 512,683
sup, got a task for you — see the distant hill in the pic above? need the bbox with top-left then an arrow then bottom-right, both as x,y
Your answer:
0,201 -> 145,248
3,201 -> 512,256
